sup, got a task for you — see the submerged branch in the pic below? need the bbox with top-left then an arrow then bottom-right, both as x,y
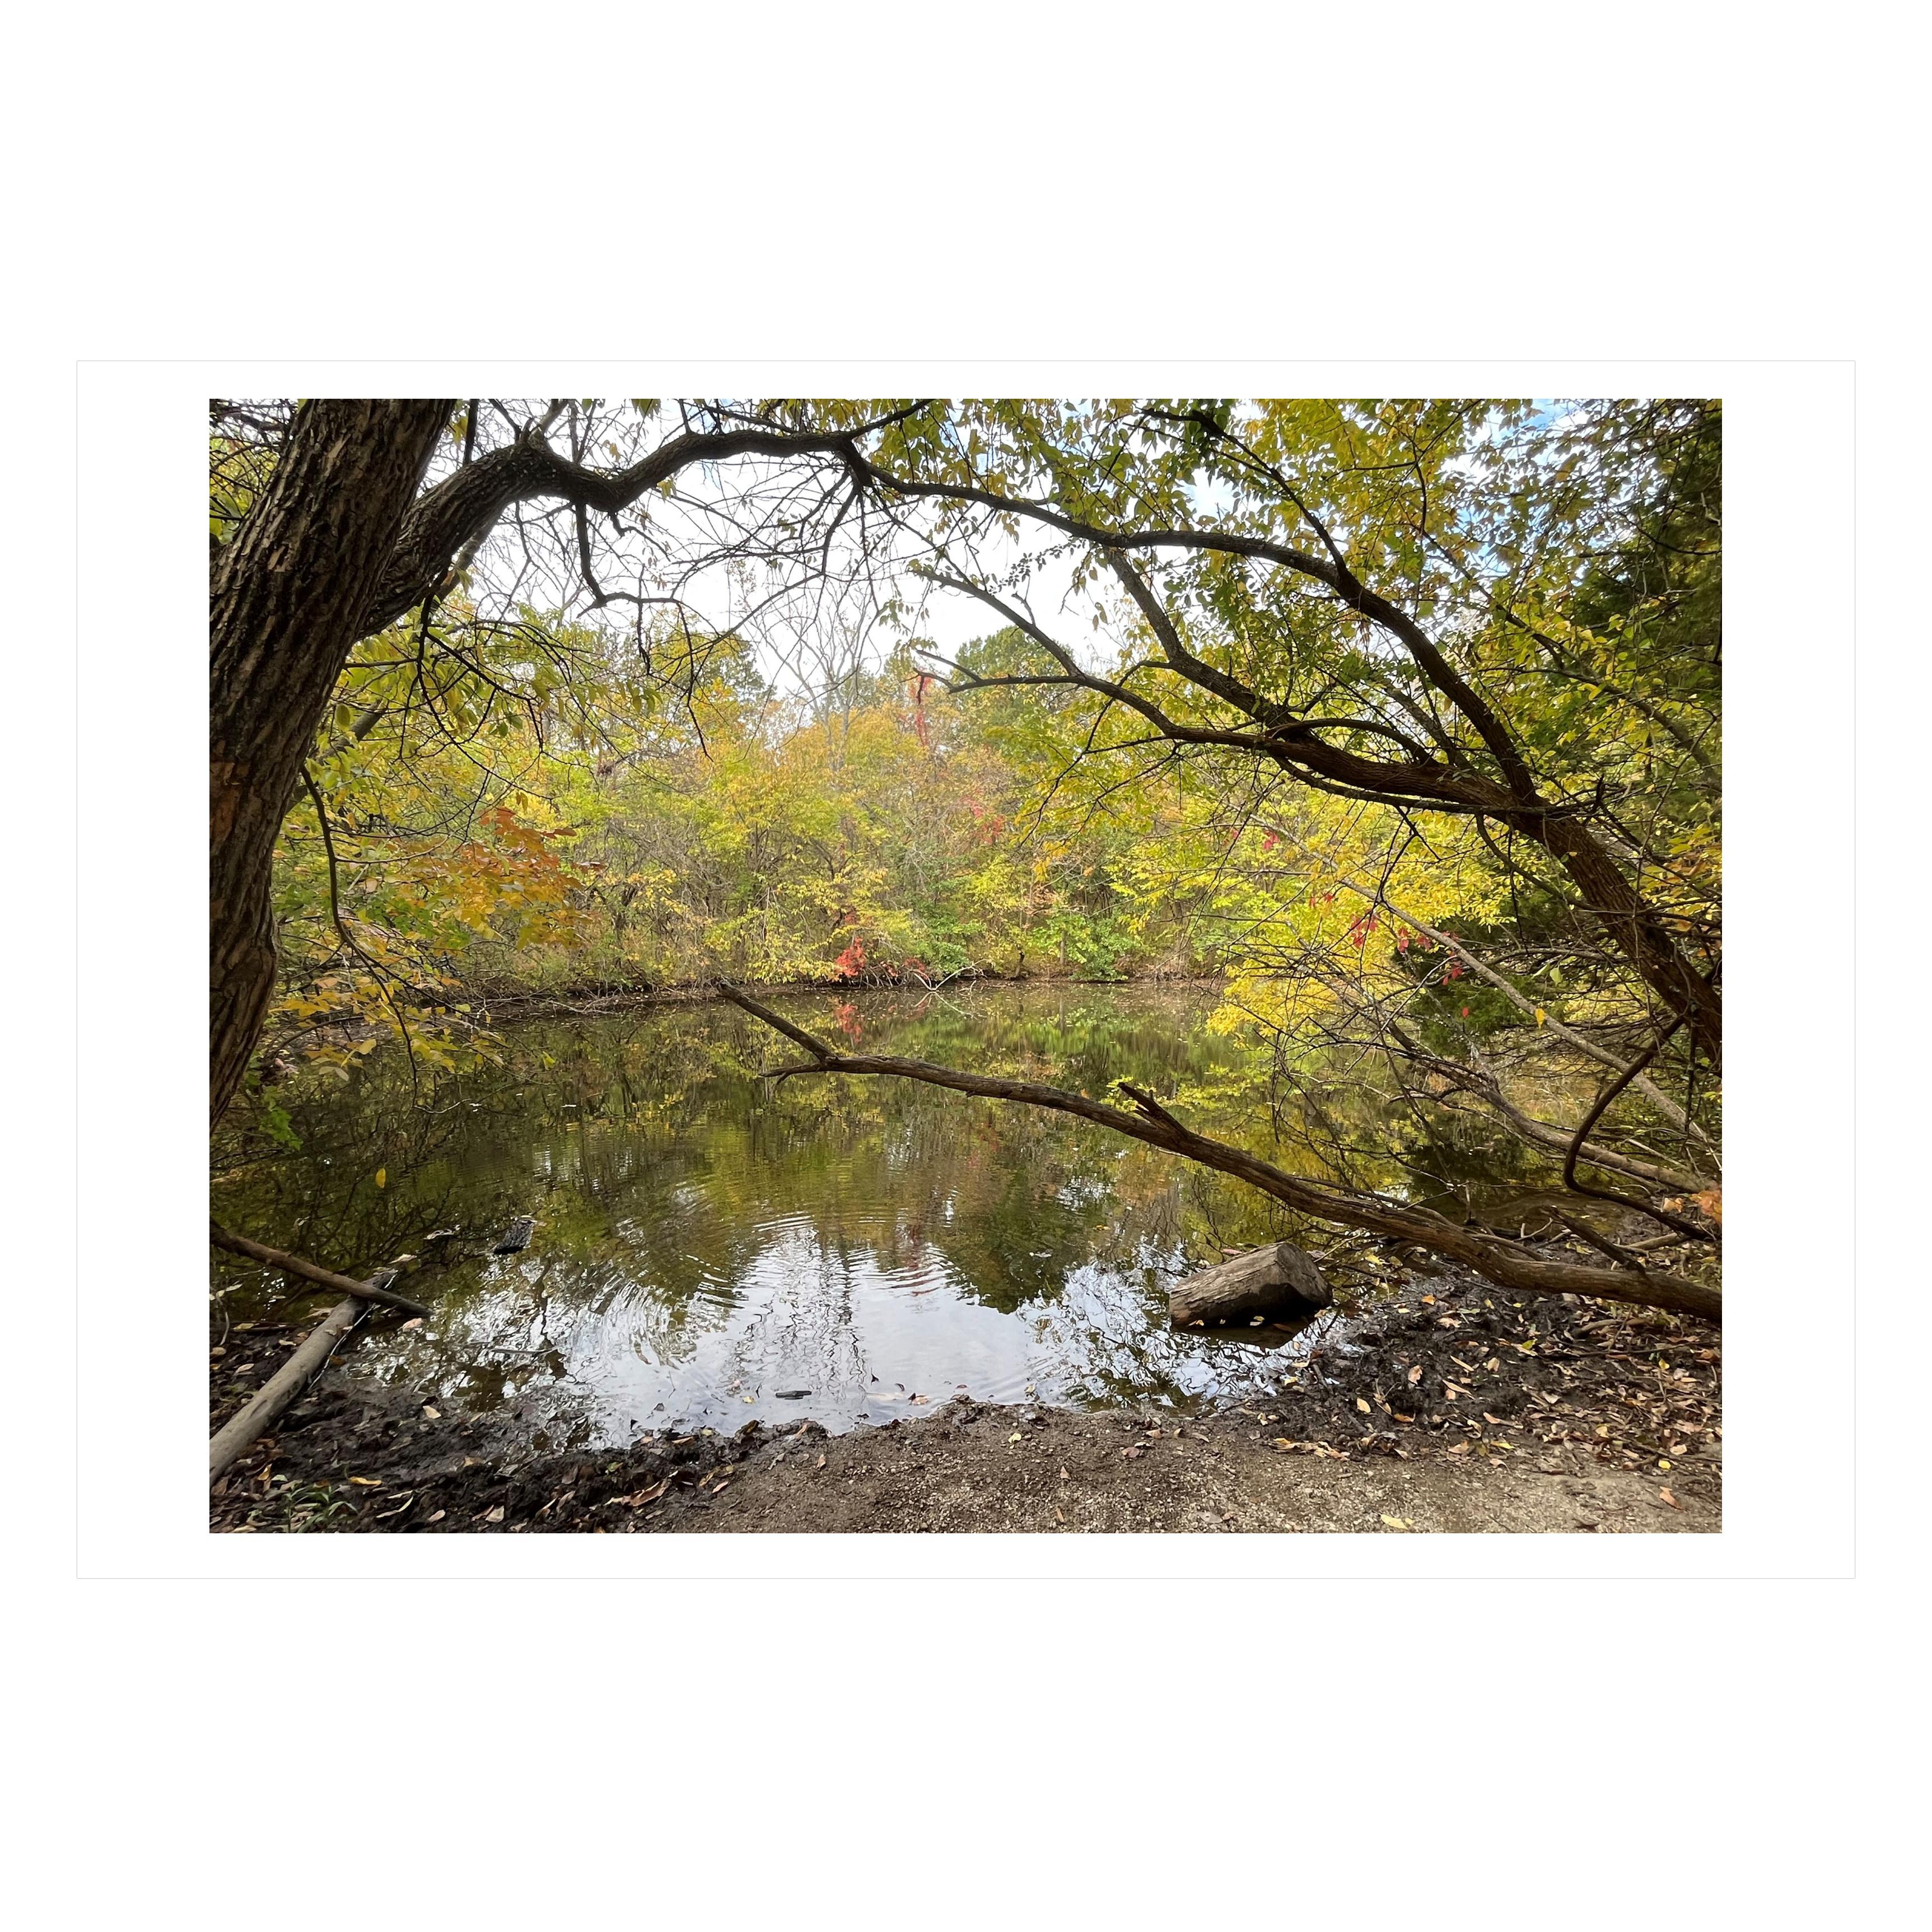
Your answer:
209,1221 -> 431,1319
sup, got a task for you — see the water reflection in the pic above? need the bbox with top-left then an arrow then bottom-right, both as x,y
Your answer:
212,984 -> 1337,1443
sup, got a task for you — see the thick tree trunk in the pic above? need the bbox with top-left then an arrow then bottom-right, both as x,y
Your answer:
208,399 -> 452,1124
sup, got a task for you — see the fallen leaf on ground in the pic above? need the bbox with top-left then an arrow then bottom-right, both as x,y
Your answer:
1356,1398 -> 1371,1413
1659,1488 -> 1681,1509
422,1405 -> 441,1420
482,1505 -> 505,1523
617,1478 -> 670,1508
348,1476 -> 382,1487
1379,1514 -> 1412,1531
400,1318 -> 423,1330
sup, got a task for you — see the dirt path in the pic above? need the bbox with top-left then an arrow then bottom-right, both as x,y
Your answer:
628,1403 -> 1712,1533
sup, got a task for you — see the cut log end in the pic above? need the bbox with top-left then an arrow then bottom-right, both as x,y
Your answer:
1169,1241 -> 1331,1329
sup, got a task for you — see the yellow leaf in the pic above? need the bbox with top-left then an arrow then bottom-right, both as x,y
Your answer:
374,1168 -> 386,1188
1534,1007 -> 1546,1026
1379,1514 -> 1412,1531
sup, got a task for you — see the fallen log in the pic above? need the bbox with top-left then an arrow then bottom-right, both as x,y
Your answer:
209,1294 -> 369,1486
1169,1241 -> 1331,1328
210,1221 -> 431,1318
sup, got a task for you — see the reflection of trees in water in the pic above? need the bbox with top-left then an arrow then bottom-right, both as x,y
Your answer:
713,1233 -> 869,1398
211,985 -> 1400,1418
1032,1263 -> 1309,1411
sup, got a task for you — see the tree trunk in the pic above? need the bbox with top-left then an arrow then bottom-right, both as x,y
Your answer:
209,399 -> 452,1124
1169,1242 -> 1331,1327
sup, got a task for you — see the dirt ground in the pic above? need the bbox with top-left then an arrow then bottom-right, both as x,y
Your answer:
209,1252 -> 1720,1535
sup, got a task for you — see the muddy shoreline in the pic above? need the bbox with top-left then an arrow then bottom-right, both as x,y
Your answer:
209,1256 -> 1720,1534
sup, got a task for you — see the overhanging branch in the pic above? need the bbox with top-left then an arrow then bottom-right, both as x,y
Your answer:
717,983 -> 1719,1323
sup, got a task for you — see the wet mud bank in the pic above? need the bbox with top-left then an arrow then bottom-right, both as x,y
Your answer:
210,1258 -> 1720,1535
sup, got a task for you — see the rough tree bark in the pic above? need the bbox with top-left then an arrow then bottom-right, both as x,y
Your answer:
209,399 -> 453,1123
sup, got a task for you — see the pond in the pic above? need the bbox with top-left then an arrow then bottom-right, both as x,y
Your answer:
211,983 -> 1389,1446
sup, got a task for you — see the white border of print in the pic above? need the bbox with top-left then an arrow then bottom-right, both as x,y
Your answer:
75,359 -> 1850,1580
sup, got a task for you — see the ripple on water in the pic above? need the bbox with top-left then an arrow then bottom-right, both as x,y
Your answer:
212,985 -> 1337,1445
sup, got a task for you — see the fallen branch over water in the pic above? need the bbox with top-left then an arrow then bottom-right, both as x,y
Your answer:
717,982 -> 1720,1326
210,1222 -> 431,1318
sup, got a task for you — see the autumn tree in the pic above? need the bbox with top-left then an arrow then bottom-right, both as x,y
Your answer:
208,398 -> 916,1123
735,399 -> 1724,1319
213,397 -> 1721,1322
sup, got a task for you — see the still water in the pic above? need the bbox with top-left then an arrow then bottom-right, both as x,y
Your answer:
212,984 -> 1348,1445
